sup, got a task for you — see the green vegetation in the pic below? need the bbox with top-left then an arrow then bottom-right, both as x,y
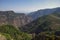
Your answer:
0,25 -> 32,40
31,12 -> 60,40
20,12 -> 60,40
32,31 -> 60,40
21,12 -> 60,33
0,12 -> 60,40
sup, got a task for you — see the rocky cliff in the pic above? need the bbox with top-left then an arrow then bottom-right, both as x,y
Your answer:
0,11 -> 32,27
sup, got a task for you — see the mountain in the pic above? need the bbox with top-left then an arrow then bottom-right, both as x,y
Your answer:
28,7 -> 60,20
20,12 -> 60,34
0,11 -> 32,28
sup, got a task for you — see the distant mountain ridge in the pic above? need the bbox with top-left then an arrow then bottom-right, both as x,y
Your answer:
28,7 -> 60,20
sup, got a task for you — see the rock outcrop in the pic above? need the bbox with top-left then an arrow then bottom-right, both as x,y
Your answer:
0,11 -> 32,27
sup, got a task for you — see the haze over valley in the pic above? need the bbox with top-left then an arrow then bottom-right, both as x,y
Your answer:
0,0 -> 60,40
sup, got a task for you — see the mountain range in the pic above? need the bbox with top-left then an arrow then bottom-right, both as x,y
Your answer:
0,7 -> 60,40
28,7 -> 60,20
20,11 -> 60,35
0,7 -> 60,31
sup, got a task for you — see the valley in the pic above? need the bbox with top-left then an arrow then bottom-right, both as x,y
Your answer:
0,7 -> 60,40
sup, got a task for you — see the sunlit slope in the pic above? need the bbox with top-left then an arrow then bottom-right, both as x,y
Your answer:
0,25 -> 32,40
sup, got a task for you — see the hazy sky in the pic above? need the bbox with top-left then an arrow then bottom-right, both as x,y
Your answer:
0,0 -> 60,13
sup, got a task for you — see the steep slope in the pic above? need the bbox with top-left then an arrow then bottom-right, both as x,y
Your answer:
20,12 -> 60,33
28,7 -> 60,20
0,11 -> 32,27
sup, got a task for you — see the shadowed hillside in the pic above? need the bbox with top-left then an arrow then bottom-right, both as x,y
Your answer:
20,12 -> 60,34
20,12 -> 60,40
28,7 -> 60,20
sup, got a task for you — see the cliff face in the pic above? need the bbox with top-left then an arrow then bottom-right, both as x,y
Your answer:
0,11 -> 32,27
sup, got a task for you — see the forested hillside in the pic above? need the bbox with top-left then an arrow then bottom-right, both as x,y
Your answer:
0,25 -> 32,40
20,12 -> 60,40
21,12 -> 60,33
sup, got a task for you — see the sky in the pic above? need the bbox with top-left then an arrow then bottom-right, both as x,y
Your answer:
0,0 -> 60,13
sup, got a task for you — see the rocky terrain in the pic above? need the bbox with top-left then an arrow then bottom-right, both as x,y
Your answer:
0,11 -> 32,27
0,7 -> 60,40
